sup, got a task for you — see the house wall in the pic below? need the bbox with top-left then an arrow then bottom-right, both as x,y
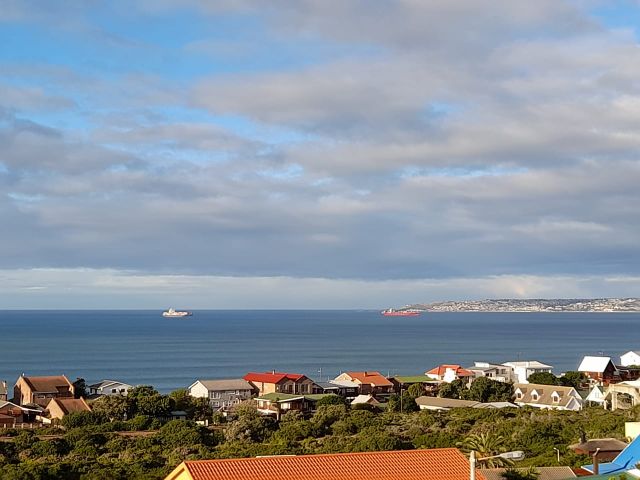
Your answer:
96,383 -> 131,396
621,352 -> 640,367
47,401 -> 66,421
207,389 -> 253,411
188,382 -> 209,399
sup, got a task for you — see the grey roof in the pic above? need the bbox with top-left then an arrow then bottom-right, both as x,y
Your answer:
415,396 -> 480,409
193,378 -> 254,391
88,379 -> 132,389
315,381 -> 339,390
478,467 -> 576,480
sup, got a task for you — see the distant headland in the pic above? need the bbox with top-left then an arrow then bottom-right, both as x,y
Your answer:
405,298 -> 640,312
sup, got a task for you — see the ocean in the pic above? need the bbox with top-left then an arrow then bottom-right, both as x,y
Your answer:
1,310 -> 639,393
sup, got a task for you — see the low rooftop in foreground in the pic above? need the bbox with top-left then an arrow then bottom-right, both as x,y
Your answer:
165,448 -> 483,480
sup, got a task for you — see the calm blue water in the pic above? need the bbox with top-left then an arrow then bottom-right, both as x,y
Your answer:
1,310 -> 639,392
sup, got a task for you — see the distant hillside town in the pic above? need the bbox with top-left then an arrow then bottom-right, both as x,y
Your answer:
408,298 -> 640,312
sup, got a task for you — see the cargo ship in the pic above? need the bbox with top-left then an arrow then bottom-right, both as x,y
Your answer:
162,308 -> 193,318
381,308 -> 421,316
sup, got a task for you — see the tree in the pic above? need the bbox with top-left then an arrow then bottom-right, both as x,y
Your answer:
73,378 -> 87,399
527,372 -> 558,385
91,394 -> 130,421
387,393 -> 418,412
316,395 -> 348,407
457,432 -> 512,467
407,383 -> 424,398
558,371 -> 586,389
464,377 -> 514,403
438,379 -> 466,399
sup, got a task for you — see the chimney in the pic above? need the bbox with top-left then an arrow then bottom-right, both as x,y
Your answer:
272,369 -> 276,375
592,448 -> 601,475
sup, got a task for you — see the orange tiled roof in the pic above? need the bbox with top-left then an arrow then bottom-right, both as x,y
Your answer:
427,365 -> 474,377
344,371 -> 394,387
165,448 -> 482,480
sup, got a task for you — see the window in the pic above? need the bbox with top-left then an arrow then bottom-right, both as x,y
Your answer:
516,392 -> 522,399
532,393 -> 539,401
111,389 -> 117,393
552,393 -> 560,403
213,401 -> 219,407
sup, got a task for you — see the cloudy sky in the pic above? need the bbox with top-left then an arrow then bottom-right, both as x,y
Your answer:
1,1 -> 640,308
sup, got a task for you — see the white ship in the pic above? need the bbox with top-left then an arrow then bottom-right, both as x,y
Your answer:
162,308 -> 192,318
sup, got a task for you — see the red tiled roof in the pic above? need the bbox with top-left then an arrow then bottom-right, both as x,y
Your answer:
166,448 -> 482,480
22,375 -> 73,393
243,372 -> 305,384
344,371 -> 394,387
427,365 -> 474,377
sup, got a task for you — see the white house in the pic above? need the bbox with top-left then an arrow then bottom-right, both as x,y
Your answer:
88,380 -> 133,396
585,385 -> 605,405
621,351 -> 640,367
467,362 -> 515,383
503,361 -> 553,384
513,383 -> 582,411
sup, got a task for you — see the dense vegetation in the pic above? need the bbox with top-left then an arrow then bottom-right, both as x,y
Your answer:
0,383 -> 635,479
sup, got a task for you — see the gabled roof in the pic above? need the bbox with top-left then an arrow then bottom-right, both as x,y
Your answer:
244,372 -> 305,384
191,379 -> 254,392
577,356 -> 615,373
341,372 -> 394,387
351,394 -> 380,405
426,365 -> 474,377
88,379 -> 132,390
165,448 -> 484,480
21,375 -> 73,393
47,398 -> 91,415
514,383 -> 579,408
0,381 -> 7,396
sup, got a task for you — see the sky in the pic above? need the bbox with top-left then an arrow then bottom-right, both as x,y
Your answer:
1,0 -> 640,308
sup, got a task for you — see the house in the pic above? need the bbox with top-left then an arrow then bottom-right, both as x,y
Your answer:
88,379 -> 133,396
255,393 -> 336,419
389,375 -> 441,395
164,448 -> 486,480
0,401 -> 39,426
577,356 -> 619,385
13,375 -> 74,407
327,379 -> 360,399
585,385 -> 606,405
582,431 -> 640,476
243,371 -> 320,396
332,371 -> 394,397
0,380 -> 7,401
425,365 -> 474,383
569,438 -> 628,462
467,362 -> 515,383
416,396 -> 480,411
513,383 -> 582,411
188,379 -> 255,412
603,380 -> 640,410
502,361 -> 553,384
351,394 -> 381,407
46,397 -> 91,422
621,351 -> 640,367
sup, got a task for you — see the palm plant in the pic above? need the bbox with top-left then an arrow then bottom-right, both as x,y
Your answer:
457,432 -> 514,467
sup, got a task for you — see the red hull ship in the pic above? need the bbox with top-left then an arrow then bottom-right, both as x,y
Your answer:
381,309 -> 421,316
